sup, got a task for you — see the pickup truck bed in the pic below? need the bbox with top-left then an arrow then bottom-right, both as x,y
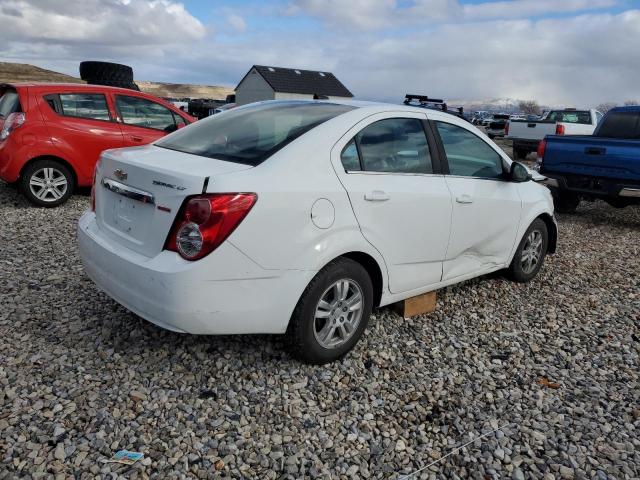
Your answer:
539,106 -> 640,212
508,109 -> 602,160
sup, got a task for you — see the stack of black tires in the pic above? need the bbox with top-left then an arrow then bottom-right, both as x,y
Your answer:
79,61 -> 140,91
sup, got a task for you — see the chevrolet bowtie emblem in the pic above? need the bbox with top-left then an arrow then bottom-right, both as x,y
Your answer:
114,169 -> 127,181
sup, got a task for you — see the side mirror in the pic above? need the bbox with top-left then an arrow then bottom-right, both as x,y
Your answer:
510,161 -> 532,182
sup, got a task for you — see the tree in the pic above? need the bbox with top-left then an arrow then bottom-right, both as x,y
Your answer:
597,102 -> 617,113
518,100 -> 541,115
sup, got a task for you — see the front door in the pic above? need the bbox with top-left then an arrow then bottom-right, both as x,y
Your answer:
332,113 -> 452,294
433,120 -> 522,281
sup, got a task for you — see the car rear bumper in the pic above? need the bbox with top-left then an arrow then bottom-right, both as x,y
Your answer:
510,138 -> 541,151
78,211 -> 315,335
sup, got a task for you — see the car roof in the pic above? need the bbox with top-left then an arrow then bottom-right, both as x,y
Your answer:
609,105 -> 640,113
3,82 -> 143,94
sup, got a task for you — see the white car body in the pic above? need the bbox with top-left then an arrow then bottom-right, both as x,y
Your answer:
78,100 -> 556,338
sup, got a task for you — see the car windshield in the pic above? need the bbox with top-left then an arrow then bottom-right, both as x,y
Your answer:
156,101 -> 355,165
0,90 -> 20,119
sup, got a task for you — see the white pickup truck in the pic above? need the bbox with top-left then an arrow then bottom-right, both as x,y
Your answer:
507,109 -> 603,160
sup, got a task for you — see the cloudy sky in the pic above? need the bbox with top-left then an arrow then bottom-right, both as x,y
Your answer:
0,0 -> 638,106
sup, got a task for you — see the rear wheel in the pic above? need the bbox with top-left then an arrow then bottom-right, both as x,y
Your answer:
553,191 -> 580,213
20,160 -> 74,207
507,218 -> 548,283
513,147 -> 528,160
287,258 -> 373,364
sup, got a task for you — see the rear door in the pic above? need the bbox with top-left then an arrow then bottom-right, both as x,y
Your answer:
332,112 -> 452,294
114,94 -> 186,147
38,91 -> 125,183
433,120 -> 522,281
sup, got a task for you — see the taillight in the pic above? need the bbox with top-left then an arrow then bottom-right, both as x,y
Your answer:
0,112 -> 25,141
537,139 -> 547,160
504,122 -> 509,136
165,193 -> 257,260
90,158 -> 101,212
555,124 -> 565,135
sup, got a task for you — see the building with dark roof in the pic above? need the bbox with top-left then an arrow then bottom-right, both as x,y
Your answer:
235,65 -> 353,106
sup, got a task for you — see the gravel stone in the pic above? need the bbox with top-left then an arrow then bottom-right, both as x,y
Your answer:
1,176 -> 639,479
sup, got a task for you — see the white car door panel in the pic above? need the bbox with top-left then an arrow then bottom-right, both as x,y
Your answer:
433,119 -> 522,281
331,113 -> 453,294
443,177 -> 521,280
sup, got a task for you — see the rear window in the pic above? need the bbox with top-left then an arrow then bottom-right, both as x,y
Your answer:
595,111 -> 640,139
546,110 -> 591,124
0,90 -> 20,118
156,101 -> 355,165
59,93 -> 110,121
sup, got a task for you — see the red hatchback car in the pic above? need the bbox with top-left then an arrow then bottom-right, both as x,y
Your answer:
0,83 -> 194,206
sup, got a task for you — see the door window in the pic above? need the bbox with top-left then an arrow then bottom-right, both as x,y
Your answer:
116,95 -> 176,131
59,94 -> 110,121
341,139 -> 361,171
345,118 -> 432,174
436,121 -> 504,179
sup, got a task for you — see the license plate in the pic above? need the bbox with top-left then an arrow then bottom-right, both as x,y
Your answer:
112,197 -> 137,234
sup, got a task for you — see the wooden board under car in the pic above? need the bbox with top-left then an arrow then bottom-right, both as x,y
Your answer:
393,291 -> 437,318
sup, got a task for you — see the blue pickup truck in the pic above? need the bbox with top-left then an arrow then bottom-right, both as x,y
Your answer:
538,106 -> 640,213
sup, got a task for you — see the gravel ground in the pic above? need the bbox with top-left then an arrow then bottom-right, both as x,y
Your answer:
1,177 -> 639,479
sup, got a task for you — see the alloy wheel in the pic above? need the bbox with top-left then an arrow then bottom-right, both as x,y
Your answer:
521,229 -> 543,274
313,279 -> 364,349
29,167 -> 68,202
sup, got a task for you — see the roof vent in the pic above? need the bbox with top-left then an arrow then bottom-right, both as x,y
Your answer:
295,70 -> 301,75
319,72 -> 326,77
268,67 -> 275,72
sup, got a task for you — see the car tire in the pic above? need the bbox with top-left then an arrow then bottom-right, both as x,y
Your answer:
553,191 -> 580,213
513,147 -> 527,160
605,198 -> 631,209
20,159 -> 74,207
79,61 -> 134,83
286,258 -> 373,365
507,218 -> 548,283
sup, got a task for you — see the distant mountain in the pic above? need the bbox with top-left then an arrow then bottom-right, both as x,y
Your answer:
0,62 -> 232,100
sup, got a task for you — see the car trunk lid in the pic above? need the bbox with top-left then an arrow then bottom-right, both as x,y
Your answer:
94,145 -> 252,257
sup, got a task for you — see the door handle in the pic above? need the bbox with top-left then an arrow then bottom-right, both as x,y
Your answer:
364,190 -> 390,202
456,194 -> 474,204
130,135 -> 144,142
585,147 -> 606,155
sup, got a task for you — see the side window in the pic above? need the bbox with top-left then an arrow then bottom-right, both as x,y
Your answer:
116,96 -> 176,131
341,139 -> 361,171
436,121 -> 504,179
58,94 -> 110,121
356,118 -> 432,174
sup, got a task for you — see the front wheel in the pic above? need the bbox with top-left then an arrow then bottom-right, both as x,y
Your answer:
507,219 -> 548,283
286,258 -> 373,364
553,191 -> 580,213
20,160 -> 74,207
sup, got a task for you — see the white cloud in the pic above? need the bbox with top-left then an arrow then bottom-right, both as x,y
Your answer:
0,0 -> 206,45
226,13 -> 247,33
289,0 -> 619,29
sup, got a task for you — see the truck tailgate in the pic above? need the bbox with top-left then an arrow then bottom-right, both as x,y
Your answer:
507,120 -> 556,140
542,136 -> 640,181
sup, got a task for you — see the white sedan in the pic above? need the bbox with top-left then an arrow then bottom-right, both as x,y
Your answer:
78,100 -> 557,364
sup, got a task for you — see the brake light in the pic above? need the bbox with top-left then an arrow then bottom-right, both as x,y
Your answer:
504,122 -> 509,136
555,124 -> 565,135
90,158 -> 101,212
166,193 -> 257,260
0,112 -> 25,140
537,139 -> 547,160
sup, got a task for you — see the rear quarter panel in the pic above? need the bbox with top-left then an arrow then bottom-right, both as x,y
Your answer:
209,112 -> 389,284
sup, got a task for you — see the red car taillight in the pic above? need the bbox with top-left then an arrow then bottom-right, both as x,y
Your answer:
0,112 -> 25,141
165,193 -> 257,261
504,122 -> 509,136
537,138 -> 547,159
555,124 -> 565,135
